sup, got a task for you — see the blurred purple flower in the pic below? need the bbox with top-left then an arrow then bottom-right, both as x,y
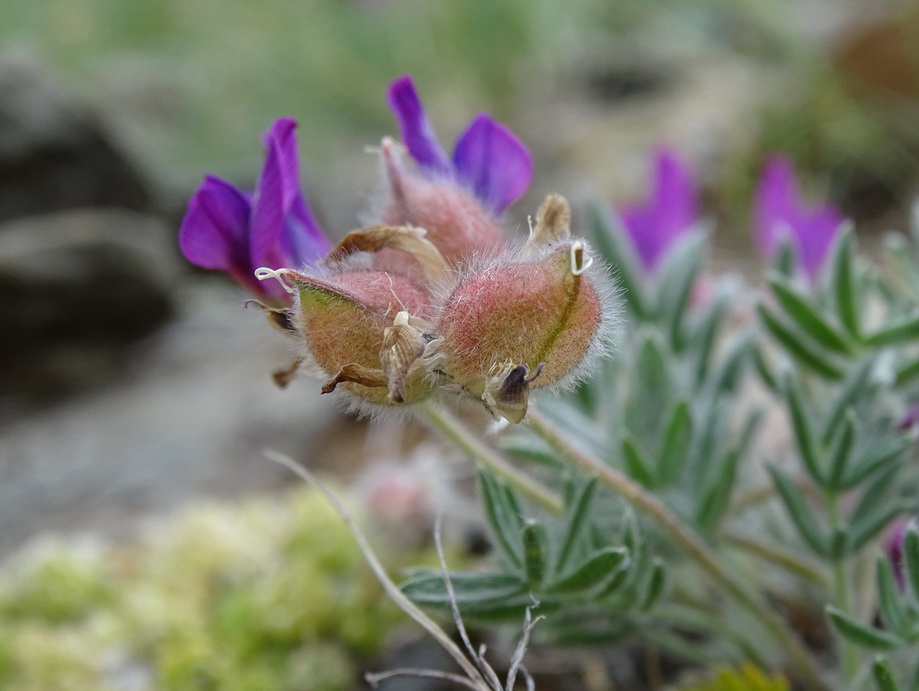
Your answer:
387,75 -> 532,213
616,148 -> 700,274
178,118 -> 331,303
753,155 -> 845,280
887,518 -> 913,589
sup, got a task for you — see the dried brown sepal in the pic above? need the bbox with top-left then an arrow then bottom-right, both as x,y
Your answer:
380,312 -> 429,403
245,299 -> 298,336
483,363 -> 543,424
272,357 -> 305,389
528,194 -> 571,248
326,225 -> 448,284
321,363 -> 389,395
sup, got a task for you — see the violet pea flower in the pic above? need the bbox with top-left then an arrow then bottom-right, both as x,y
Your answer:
178,118 -> 331,303
387,75 -> 532,214
616,148 -> 700,274
753,155 -> 845,281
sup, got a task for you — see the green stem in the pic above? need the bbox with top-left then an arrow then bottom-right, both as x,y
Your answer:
525,407 -> 827,691
419,403 -> 563,514
723,530 -> 828,587
826,491 -> 858,679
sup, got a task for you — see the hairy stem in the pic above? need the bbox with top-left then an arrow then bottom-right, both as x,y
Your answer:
525,407 -> 827,691
723,530 -> 828,587
419,403 -> 563,514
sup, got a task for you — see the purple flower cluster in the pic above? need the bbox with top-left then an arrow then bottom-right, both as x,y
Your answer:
614,149 -> 844,280
753,155 -> 845,280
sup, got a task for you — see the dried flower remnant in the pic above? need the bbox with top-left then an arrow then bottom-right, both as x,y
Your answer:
260,194 -> 616,422
179,118 -> 331,303
438,236 -> 610,421
616,148 -> 700,274
753,155 -> 845,280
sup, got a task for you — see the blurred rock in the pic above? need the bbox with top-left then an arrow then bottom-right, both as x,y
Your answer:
0,208 -> 177,395
0,282 -> 348,557
0,49 -> 152,222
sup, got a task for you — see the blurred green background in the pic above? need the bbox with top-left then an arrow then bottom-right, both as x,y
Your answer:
6,0 -> 919,232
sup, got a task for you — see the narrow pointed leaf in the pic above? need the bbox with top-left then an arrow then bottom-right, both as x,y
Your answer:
589,202 -> 647,319
655,231 -> 707,352
549,547 -> 628,594
828,526 -> 851,561
784,374 -> 825,486
769,274 -> 852,354
895,357 -> 919,388
596,562 -> 632,599
757,304 -> 844,380
829,226 -> 861,338
521,521 -> 547,587
710,331 -> 754,393
877,556 -> 907,635
866,312 -> 919,347
851,465 -> 900,526
622,436 -> 657,489
849,502 -> 908,555
826,411 -> 856,490
841,436 -> 909,491
691,288 -> 730,385
479,471 -> 524,569
696,448 -> 740,532
657,400 -> 692,485
821,358 -> 874,445
753,345 -> 779,391
769,466 -> 827,557
872,657 -> 902,691
904,528 -> 919,600
827,605 -> 900,650
554,478 -> 598,574
640,560 -> 667,611
401,570 -> 527,605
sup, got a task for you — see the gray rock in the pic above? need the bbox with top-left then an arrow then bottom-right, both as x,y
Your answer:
0,282 -> 346,557
0,49 -> 151,222
0,208 -> 177,395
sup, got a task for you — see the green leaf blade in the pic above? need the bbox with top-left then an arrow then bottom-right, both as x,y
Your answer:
827,605 -> 900,650
769,274 -> 852,355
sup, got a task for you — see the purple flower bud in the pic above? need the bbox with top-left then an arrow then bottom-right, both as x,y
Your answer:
616,148 -> 700,274
898,400 -> 919,433
887,518 -> 913,589
387,75 -> 532,213
179,118 -> 331,303
753,155 -> 845,280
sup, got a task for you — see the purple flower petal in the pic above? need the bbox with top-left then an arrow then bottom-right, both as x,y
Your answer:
618,206 -> 659,272
652,149 -> 698,243
618,148 -> 699,273
452,114 -> 532,213
798,205 -> 844,279
387,75 -> 452,175
753,154 -> 845,280
754,155 -> 798,260
178,175 -> 251,274
249,126 -> 288,270
264,118 -> 331,263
